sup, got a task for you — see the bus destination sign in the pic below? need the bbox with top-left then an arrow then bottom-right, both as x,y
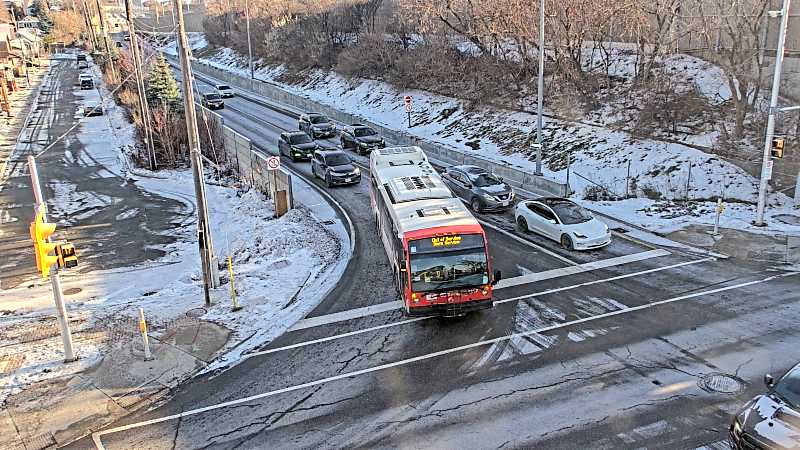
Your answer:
431,235 -> 462,247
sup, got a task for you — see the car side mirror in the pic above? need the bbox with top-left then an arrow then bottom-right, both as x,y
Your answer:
491,270 -> 502,286
548,219 -> 557,224
765,373 -> 775,388
464,183 -> 472,189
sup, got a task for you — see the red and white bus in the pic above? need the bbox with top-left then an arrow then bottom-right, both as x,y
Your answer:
369,146 -> 501,316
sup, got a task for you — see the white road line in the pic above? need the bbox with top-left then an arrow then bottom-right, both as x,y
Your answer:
478,217 -> 579,266
92,271 -> 797,448
289,249 -> 672,331
495,249 -> 670,290
248,257 -> 713,358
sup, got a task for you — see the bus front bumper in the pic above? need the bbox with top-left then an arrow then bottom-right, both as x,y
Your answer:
407,299 -> 494,317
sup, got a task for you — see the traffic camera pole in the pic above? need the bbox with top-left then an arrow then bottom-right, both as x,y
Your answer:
173,0 -> 215,306
28,156 -> 76,363
755,0 -> 792,226
534,0 -> 545,176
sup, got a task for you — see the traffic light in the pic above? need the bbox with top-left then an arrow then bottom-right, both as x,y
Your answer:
29,208 -> 59,279
771,137 -> 785,158
56,243 -> 77,269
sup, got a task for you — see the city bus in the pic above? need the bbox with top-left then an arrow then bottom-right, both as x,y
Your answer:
369,146 -> 501,316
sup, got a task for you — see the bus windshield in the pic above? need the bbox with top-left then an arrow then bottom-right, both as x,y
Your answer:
408,234 -> 488,292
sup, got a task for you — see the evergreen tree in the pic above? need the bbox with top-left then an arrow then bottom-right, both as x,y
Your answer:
30,0 -> 53,34
147,54 -> 181,108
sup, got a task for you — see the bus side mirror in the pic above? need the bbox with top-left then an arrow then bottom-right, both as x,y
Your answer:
765,373 -> 775,388
492,270 -> 502,286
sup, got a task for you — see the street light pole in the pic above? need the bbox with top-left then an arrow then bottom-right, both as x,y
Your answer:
755,0 -> 792,226
535,0 -> 545,176
173,0 -> 216,306
244,0 -> 254,80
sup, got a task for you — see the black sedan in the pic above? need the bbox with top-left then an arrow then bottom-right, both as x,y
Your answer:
340,124 -> 385,155
311,149 -> 361,187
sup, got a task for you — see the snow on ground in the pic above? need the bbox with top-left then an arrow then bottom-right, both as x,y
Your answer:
165,35 -> 799,236
0,59 -> 348,402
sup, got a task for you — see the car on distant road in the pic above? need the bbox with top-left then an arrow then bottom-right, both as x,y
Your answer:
299,113 -> 336,139
201,92 -> 224,110
730,364 -> 800,450
311,149 -> 360,187
78,60 -> 88,69
442,165 -> 515,213
83,103 -> 103,116
339,124 -> 385,155
76,53 -> 86,62
278,131 -> 319,161
115,41 -> 123,48
79,74 -> 94,89
123,35 -> 130,41
215,84 -> 234,98
514,198 -> 611,250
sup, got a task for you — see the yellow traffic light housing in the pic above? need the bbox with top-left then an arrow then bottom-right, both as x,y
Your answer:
29,208 -> 60,279
771,137 -> 785,158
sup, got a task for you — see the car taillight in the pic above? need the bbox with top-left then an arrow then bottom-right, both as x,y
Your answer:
482,286 -> 489,295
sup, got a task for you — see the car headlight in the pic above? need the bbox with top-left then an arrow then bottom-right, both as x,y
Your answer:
604,224 -> 610,233
573,232 -> 588,239
330,124 -> 336,130
353,167 -> 361,175
733,419 -> 742,437
359,142 -> 368,148
483,193 -> 494,200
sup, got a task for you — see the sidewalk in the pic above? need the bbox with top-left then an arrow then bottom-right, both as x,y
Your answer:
666,225 -> 800,265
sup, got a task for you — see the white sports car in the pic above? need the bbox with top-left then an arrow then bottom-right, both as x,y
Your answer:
514,198 -> 611,250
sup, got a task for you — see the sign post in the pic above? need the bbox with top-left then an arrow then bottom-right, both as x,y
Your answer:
404,95 -> 412,128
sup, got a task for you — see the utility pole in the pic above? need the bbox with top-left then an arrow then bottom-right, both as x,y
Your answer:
244,0 -> 254,80
94,0 -> 116,81
28,156 -> 76,363
125,0 -> 157,170
173,0 -> 216,306
534,0 -> 545,176
80,0 -> 99,51
756,0 -> 792,226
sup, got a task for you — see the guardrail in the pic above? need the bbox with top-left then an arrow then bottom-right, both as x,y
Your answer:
178,56 -> 570,197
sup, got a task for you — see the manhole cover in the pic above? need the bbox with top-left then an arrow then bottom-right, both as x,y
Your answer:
698,373 -> 745,394
186,307 -> 207,318
64,287 -> 82,295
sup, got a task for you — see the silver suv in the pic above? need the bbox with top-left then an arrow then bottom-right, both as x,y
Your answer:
442,165 -> 515,213
730,364 -> 800,449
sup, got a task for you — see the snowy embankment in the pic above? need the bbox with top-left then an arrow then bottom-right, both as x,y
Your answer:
0,59 -> 348,402
166,34 -> 799,235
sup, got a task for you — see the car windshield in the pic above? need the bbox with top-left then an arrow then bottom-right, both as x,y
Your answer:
774,366 -> 800,408
409,248 -> 489,292
551,202 -> 593,225
309,115 -> 329,124
472,173 -> 502,187
289,134 -> 313,144
218,85 -> 231,90
325,154 -> 351,166
354,127 -> 376,137
205,93 -> 220,100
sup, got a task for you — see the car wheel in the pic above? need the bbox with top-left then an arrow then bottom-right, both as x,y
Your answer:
471,198 -> 482,213
561,234 -> 574,251
340,137 -> 347,149
325,174 -> 333,188
291,154 -> 297,163
516,216 -> 528,233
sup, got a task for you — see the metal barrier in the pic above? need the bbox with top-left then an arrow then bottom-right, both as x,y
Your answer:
186,58 -> 570,197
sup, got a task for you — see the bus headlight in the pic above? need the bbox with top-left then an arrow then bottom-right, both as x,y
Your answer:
732,419 -> 743,437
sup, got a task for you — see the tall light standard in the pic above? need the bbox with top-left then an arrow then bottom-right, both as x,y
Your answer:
755,0 -> 792,226
244,0 -> 254,79
534,0 -> 545,176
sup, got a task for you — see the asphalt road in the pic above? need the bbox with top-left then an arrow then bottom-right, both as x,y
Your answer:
70,63 -> 800,450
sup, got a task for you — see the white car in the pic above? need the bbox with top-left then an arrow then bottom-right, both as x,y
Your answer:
215,84 -> 234,98
514,198 -> 611,250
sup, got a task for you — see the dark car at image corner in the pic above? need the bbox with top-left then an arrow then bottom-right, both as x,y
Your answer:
278,131 -> 319,161
730,364 -> 800,450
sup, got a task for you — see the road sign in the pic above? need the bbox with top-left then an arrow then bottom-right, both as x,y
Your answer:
765,159 -> 774,180
403,95 -> 412,105
405,103 -> 412,113
267,156 -> 281,171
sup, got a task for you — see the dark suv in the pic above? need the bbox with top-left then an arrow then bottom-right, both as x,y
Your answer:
299,113 -> 336,139
278,131 -> 318,161
730,364 -> 800,450
311,149 -> 361,187
340,124 -> 385,155
201,92 -> 224,110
